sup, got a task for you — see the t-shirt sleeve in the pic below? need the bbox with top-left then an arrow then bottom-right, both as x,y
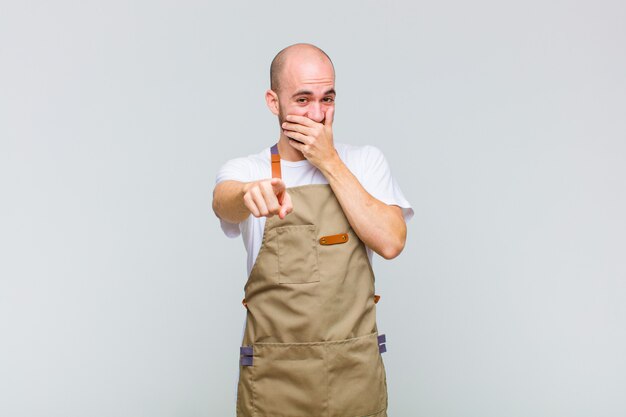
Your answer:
215,156 -> 253,185
359,145 -> 414,223
214,157 -> 253,238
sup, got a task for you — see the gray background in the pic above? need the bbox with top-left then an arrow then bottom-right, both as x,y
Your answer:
1,1 -> 625,416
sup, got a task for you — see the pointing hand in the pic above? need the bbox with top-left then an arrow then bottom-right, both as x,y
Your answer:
243,178 -> 293,219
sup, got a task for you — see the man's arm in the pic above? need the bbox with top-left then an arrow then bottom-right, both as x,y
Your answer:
212,178 -> 293,223
212,180 -> 250,224
319,155 -> 407,260
282,108 -> 407,259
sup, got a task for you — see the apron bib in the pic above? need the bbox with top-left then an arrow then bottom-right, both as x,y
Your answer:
237,143 -> 388,417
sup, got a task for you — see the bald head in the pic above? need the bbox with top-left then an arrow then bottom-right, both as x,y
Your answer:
270,43 -> 335,93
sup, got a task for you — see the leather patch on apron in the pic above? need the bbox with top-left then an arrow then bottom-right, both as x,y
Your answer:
319,232 -> 349,245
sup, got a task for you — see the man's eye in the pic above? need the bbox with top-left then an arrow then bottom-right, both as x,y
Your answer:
323,97 -> 335,102
296,98 -> 307,103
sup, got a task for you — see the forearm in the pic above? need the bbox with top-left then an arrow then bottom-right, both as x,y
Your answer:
319,155 -> 407,259
212,180 -> 251,224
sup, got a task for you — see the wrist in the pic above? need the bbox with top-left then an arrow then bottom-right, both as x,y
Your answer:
319,149 -> 343,177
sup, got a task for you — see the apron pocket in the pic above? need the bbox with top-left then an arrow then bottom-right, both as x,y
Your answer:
327,332 -> 387,417
277,224 -> 320,284
252,343 -> 328,417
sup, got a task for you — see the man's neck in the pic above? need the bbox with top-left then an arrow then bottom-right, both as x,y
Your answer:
276,135 -> 307,162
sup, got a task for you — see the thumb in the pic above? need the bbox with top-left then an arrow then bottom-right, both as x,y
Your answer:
324,106 -> 335,128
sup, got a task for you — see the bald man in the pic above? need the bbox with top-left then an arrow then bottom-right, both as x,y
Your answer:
212,43 -> 414,417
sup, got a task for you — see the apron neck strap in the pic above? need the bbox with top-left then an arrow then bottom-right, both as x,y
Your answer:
270,143 -> 282,179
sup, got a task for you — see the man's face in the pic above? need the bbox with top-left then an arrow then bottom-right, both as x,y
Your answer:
274,56 -> 336,131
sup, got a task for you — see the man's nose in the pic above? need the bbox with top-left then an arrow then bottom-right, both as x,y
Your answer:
306,103 -> 324,123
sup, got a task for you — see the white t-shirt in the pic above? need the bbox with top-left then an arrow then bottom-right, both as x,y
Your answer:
215,142 -> 414,276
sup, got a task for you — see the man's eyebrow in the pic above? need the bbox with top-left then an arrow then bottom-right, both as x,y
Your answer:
291,88 -> 337,98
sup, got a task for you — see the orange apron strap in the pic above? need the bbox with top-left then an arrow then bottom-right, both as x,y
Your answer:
374,294 -> 381,304
270,143 -> 281,179
242,298 -> 248,309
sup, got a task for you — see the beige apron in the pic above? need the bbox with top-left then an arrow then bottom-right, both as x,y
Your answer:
237,143 -> 388,417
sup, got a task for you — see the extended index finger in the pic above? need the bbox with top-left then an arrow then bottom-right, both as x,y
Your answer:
271,178 -> 286,195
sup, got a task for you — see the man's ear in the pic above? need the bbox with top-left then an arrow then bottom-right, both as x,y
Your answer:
265,89 -> 279,116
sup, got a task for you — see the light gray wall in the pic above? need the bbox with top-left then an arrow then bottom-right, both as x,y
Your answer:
1,1 -> 625,416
